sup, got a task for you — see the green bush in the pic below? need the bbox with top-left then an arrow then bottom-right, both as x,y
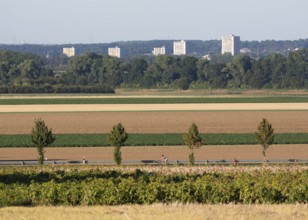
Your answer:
0,169 -> 307,206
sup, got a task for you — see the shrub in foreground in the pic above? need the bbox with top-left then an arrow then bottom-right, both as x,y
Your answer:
0,168 -> 307,206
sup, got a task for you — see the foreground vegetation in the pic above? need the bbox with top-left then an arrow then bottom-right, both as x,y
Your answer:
1,133 -> 308,147
0,166 -> 307,206
1,204 -> 307,220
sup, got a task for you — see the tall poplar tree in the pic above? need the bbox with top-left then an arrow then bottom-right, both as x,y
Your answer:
31,118 -> 55,165
108,123 -> 128,165
255,118 -> 275,161
183,122 -> 203,165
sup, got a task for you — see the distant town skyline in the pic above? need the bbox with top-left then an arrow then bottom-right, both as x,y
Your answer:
1,0 -> 308,44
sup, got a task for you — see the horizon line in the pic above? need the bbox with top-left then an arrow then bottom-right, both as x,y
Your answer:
1,38 -> 308,46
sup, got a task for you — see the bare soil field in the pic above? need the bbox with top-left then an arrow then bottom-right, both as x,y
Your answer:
1,145 -> 307,161
1,111 -> 308,134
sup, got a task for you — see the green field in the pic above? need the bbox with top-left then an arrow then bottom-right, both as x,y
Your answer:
1,133 -> 308,147
2,96 -> 308,105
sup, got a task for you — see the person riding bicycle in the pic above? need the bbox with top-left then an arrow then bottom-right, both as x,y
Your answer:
161,155 -> 168,165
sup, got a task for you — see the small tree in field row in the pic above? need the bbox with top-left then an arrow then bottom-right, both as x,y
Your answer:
255,118 -> 275,162
183,122 -> 203,165
108,123 -> 128,165
31,118 -> 55,165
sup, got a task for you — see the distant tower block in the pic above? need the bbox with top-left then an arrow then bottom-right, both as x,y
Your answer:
173,40 -> 186,55
108,47 -> 121,58
221,35 -> 240,56
63,47 -> 75,57
152,46 -> 166,56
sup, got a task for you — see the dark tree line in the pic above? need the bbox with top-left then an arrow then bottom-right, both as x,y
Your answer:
0,49 -> 308,93
62,49 -> 308,90
0,51 -> 114,93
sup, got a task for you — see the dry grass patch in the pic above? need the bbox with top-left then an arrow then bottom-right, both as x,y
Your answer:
2,164 -> 307,175
0,204 -> 307,220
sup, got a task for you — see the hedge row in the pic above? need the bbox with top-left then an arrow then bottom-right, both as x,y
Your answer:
0,169 -> 307,206
0,85 -> 115,94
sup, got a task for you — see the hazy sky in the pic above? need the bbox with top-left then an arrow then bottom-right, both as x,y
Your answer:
1,0 -> 308,44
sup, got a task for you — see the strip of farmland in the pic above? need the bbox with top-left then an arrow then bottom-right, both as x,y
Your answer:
3,103 -> 308,113
1,111 -> 308,134
1,145 -> 307,161
1,96 -> 308,105
2,133 -> 308,147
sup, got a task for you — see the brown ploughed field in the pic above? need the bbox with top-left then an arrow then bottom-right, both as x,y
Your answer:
1,145 -> 307,161
1,111 -> 308,134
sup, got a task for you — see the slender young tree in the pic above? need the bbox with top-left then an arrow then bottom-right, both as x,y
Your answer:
183,122 -> 203,165
31,118 -> 55,165
108,123 -> 128,165
255,118 -> 275,161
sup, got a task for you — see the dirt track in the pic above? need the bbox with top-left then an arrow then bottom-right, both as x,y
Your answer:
1,111 -> 308,134
1,145 -> 307,161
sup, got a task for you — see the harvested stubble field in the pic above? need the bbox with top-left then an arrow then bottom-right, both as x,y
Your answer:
0,204 -> 307,220
3,103 -> 308,113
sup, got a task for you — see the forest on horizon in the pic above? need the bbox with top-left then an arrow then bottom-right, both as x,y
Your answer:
0,46 -> 308,93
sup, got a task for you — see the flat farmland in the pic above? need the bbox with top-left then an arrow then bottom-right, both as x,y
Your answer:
3,103 -> 308,112
1,95 -> 308,161
1,111 -> 308,134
